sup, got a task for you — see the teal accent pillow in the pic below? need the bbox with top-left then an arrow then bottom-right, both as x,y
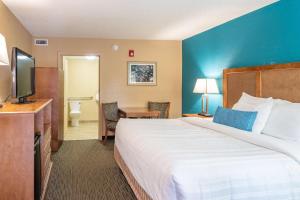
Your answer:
213,106 -> 258,132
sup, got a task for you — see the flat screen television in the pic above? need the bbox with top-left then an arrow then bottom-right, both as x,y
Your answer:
11,47 -> 35,103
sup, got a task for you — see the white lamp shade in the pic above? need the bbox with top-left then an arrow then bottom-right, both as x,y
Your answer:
193,79 -> 207,93
193,78 -> 219,94
0,33 -> 9,65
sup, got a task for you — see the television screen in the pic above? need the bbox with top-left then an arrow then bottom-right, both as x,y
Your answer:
11,48 -> 35,99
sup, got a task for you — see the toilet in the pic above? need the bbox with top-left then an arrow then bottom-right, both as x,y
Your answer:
69,101 -> 81,127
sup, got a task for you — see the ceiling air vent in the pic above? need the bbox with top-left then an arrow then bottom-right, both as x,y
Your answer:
34,39 -> 48,46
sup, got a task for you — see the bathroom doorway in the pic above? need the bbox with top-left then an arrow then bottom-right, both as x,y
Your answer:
62,55 -> 100,140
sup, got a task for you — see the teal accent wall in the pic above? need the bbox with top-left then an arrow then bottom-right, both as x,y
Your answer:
182,0 -> 300,114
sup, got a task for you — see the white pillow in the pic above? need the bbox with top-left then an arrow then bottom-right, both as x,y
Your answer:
233,93 -> 273,133
262,100 -> 300,142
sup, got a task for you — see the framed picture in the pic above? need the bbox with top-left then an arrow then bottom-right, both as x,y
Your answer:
127,62 -> 157,86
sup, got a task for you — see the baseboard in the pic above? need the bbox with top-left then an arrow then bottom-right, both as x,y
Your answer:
80,120 -> 99,123
68,120 -> 98,124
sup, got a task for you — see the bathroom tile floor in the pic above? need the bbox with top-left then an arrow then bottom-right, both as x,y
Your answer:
64,122 -> 99,140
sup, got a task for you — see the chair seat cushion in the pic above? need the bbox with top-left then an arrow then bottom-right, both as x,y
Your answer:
107,121 -> 118,130
148,101 -> 170,118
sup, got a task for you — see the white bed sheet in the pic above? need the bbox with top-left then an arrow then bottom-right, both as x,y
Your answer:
115,117 -> 300,200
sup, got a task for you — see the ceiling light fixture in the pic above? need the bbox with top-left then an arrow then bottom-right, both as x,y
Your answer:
112,44 -> 119,51
85,56 -> 97,60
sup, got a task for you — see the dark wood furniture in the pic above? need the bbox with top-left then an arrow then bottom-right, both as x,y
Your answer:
102,102 -> 121,144
34,67 -> 63,152
0,99 -> 53,200
182,113 -> 213,119
118,107 -> 160,118
148,101 -> 170,118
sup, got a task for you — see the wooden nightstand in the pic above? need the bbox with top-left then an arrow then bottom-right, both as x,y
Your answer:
182,113 -> 213,119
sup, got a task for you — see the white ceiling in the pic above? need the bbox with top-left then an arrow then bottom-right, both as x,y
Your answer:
3,0 -> 277,40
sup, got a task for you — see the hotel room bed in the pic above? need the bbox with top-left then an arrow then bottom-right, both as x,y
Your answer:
115,118 -> 300,200
114,63 -> 300,200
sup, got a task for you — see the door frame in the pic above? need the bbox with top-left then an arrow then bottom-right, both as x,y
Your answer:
58,52 -> 101,141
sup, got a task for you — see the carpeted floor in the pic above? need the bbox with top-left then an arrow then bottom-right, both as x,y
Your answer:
45,140 -> 136,200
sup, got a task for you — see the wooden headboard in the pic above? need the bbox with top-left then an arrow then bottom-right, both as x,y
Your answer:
223,62 -> 300,108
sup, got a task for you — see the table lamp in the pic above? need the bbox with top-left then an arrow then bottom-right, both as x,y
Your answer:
0,33 -> 9,108
193,78 -> 219,116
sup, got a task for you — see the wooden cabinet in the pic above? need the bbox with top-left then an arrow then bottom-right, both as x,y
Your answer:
34,67 -> 63,152
0,99 -> 53,200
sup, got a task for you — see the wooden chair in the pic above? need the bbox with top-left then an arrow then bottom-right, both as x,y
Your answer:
148,101 -> 170,118
102,102 -> 120,144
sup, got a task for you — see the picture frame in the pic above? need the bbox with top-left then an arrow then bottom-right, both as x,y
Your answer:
127,61 -> 157,86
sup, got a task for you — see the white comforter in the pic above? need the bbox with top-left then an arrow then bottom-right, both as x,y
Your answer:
115,117 -> 300,200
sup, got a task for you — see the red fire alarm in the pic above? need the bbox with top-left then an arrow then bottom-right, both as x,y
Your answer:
129,49 -> 134,57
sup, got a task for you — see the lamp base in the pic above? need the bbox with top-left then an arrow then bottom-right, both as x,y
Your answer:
198,112 -> 213,117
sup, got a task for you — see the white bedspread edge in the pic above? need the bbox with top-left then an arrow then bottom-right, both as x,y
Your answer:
181,117 -> 300,164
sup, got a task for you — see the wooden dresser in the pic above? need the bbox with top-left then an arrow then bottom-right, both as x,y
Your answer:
35,67 -> 63,152
0,99 -> 53,200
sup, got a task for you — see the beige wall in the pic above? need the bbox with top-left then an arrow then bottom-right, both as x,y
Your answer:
66,58 -> 99,122
0,1 -> 182,138
32,38 -> 182,119
0,1 -> 32,102
0,2 -> 182,139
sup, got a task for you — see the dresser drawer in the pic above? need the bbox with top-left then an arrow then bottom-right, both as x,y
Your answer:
43,127 -> 51,153
42,150 -> 51,181
44,151 -> 51,174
